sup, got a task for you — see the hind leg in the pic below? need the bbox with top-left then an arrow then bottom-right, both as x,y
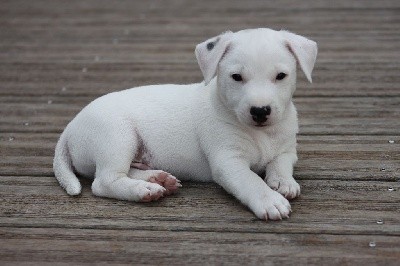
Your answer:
128,168 -> 182,195
92,170 -> 165,202
90,122 -> 165,202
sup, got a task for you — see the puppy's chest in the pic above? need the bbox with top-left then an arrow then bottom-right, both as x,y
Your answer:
249,134 -> 286,172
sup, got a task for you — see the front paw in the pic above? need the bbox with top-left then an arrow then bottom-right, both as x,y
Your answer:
265,174 -> 301,199
250,190 -> 292,220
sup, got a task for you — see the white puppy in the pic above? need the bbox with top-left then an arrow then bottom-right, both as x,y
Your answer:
54,28 -> 317,220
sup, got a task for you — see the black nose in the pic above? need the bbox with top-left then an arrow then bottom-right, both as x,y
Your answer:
250,106 -> 271,123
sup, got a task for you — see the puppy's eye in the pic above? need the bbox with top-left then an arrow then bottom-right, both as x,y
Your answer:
231,74 -> 243,82
276,72 -> 287,81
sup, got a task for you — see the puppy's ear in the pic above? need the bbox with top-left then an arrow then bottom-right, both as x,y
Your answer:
195,31 -> 233,85
281,30 -> 318,83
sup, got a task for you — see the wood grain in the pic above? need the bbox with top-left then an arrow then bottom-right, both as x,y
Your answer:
1,228 -> 400,265
1,0 -> 399,264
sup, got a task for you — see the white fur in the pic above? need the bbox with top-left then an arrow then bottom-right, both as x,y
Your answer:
53,28 -> 317,220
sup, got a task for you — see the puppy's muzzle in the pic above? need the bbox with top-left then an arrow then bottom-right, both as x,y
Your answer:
250,106 -> 271,124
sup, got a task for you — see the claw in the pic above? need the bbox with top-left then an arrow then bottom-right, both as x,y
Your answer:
140,192 -> 152,202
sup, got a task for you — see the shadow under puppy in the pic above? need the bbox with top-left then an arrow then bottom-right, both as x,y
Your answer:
54,28 -> 317,220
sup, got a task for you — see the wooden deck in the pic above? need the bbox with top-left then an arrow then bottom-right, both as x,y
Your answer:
1,0 -> 399,264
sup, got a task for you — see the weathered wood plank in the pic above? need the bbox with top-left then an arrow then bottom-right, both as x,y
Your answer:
1,2 -> 399,34
1,97 -> 399,134
1,177 -> 399,236
0,61 -> 399,97
0,227 -> 399,265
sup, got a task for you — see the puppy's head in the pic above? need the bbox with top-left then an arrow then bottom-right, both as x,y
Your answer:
195,28 -> 317,128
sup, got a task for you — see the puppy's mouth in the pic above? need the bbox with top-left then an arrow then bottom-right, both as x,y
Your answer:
254,120 -> 269,127
255,123 -> 267,127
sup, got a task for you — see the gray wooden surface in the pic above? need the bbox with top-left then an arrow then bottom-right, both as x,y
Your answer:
1,0 -> 399,265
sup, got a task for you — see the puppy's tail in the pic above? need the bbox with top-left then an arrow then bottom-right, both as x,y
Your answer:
53,132 -> 81,195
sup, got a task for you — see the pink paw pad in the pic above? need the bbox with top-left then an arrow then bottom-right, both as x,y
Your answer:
148,172 -> 182,195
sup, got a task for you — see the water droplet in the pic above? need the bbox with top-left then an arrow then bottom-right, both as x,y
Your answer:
388,140 -> 395,144
369,241 -> 376,248
113,38 -> 119,44
388,187 -> 395,192
380,168 -> 386,172
376,220 -> 384,225
82,67 -> 87,73
47,100 -> 53,104
94,55 -> 100,62
8,136 -> 15,141
61,87 -> 67,92
23,122 -> 29,126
